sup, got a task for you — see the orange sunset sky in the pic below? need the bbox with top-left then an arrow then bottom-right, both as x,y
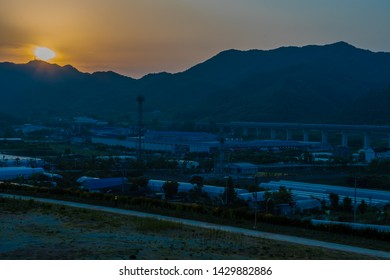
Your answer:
1,0 -> 389,78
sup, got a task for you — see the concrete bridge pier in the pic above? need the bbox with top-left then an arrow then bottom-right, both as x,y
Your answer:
364,133 -> 371,149
243,128 -> 248,137
303,130 -> 309,142
286,129 -> 292,141
342,131 -> 349,147
388,134 -> 390,148
270,129 -> 276,140
321,130 -> 328,145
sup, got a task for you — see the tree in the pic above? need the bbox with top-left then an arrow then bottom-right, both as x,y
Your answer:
187,188 -> 201,202
186,176 -> 204,202
190,175 -> 204,187
342,197 -> 353,212
130,176 -> 149,191
262,186 -> 293,213
162,181 -> 179,199
329,193 -> 339,210
358,199 -> 367,214
272,186 -> 293,204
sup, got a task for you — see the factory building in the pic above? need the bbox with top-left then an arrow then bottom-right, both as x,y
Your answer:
91,130 -> 320,154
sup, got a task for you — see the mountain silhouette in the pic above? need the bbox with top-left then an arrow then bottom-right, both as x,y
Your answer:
1,42 -> 390,124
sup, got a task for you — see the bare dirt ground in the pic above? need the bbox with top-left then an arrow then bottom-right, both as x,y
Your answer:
0,202 -> 375,260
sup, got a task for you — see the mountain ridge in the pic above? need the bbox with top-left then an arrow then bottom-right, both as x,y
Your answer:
1,42 -> 390,124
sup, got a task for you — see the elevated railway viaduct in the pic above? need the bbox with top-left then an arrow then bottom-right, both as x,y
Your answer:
219,122 -> 390,148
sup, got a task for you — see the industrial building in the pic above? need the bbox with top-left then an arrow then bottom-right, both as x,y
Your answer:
0,154 -> 45,167
91,130 -> 321,154
78,177 -> 128,192
147,179 -> 248,200
0,167 -> 44,180
225,162 -> 258,175
359,147 -> 390,163
261,180 -> 390,207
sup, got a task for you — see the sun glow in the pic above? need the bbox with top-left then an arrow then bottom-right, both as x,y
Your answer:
34,46 -> 56,61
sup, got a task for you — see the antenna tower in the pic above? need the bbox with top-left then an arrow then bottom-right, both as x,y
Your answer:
136,94 -> 145,160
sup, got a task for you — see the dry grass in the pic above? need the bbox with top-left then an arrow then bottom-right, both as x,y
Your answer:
0,197 -> 379,260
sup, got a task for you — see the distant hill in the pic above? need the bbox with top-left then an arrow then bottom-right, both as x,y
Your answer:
0,111 -> 19,136
1,42 -> 390,124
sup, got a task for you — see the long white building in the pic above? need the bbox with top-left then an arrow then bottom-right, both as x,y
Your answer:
260,180 -> 390,207
147,179 -> 248,199
0,154 -> 45,167
0,167 -> 44,180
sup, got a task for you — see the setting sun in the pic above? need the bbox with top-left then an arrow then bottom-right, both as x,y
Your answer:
34,46 -> 56,61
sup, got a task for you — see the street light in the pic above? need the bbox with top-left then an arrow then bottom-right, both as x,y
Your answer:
252,192 -> 258,229
265,197 -> 271,214
223,176 -> 230,205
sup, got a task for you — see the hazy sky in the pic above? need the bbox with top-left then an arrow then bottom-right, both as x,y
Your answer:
1,0 -> 389,78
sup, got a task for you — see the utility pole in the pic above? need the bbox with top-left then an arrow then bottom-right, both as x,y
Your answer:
354,177 -> 357,223
218,134 -> 226,175
136,95 -> 145,161
223,176 -> 229,205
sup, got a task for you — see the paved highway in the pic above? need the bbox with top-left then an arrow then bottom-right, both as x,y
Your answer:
1,193 -> 389,259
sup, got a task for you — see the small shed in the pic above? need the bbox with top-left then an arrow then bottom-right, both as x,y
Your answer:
225,163 -> 258,175
148,179 -> 166,192
294,199 -> 321,212
147,179 -> 196,193
177,160 -> 200,169
80,177 -> 128,192
201,185 -> 248,199
177,182 -> 196,193
238,191 -> 267,202
76,176 -> 99,184
202,185 -> 225,199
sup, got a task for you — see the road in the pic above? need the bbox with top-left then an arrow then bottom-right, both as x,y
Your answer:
1,193 -> 390,259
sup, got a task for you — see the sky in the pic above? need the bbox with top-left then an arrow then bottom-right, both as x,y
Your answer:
1,0 -> 389,78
